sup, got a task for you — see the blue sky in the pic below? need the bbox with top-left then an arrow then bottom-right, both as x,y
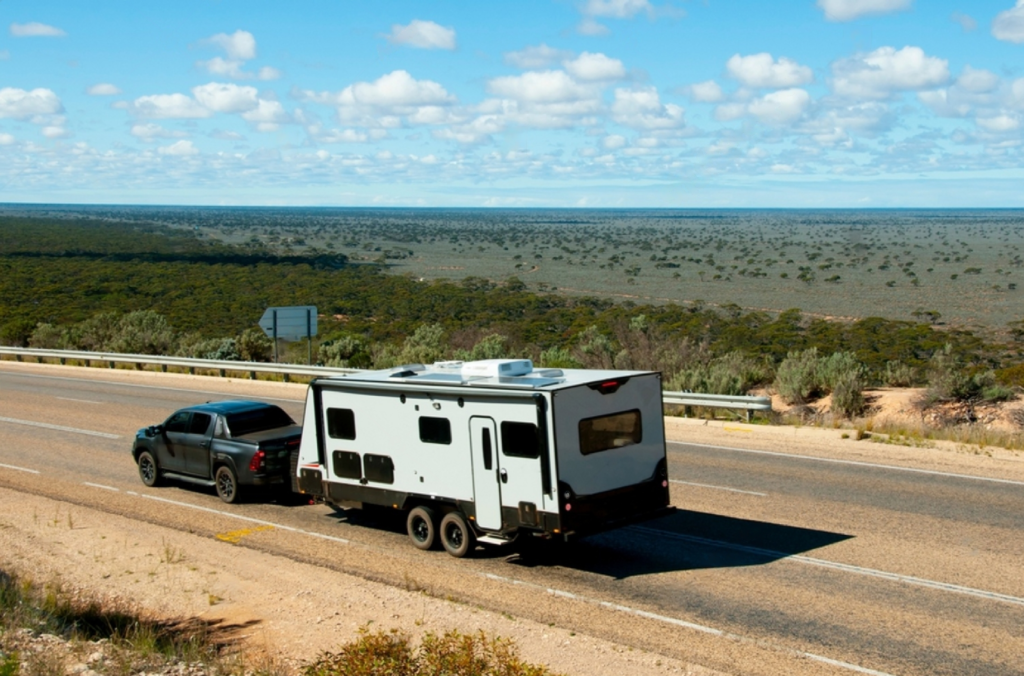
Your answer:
2,0 -> 1024,207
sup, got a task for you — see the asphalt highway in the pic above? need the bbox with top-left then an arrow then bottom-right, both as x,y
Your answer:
1,363 -> 1022,676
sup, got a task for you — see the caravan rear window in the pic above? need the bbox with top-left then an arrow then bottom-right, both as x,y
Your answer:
578,410 -> 642,455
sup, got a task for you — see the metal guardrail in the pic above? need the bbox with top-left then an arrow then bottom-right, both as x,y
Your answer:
0,347 -> 772,417
0,347 -> 360,381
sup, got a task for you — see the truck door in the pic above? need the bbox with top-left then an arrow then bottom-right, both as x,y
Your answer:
470,416 -> 503,531
155,410 -> 190,472
183,412 -> 214,477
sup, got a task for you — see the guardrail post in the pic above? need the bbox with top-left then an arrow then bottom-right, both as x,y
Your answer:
59,358 -> 66,365
188,367 -> 195,375
15,354 -> 21,362
249,371 -> 256,380
108,361 -> 115,369
219,369 -> 226,377
161,365 -> 167,373
283,373 -> 290,383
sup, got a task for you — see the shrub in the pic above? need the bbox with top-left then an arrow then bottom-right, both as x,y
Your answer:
667,351 -> 772,396
831,370 -> 866,418
108,311 -> 177,355
883,360 -> 916,387
237,327 -> 273,362
774,348 -> 822,404
537,347 -> 581,369
302,628 -> 560,676
28,323 -> 64,349
924,344 -> 984,403
817,351 -> 862,391
319,335 -> 369,368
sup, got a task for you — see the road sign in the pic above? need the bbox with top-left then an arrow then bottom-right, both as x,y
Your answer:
259,306 -> 318,340
259,306 -> 317,364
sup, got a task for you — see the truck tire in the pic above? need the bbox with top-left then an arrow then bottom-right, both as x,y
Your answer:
439,511 -> 475,558
137,451 -> 161,487
215,465 -> 240,504
406,506 -> 437,550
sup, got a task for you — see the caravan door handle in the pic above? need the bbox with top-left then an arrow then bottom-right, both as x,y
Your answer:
499,468 -> 508,484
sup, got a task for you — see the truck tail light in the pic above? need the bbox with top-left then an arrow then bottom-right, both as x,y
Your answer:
249,450 -> 266,472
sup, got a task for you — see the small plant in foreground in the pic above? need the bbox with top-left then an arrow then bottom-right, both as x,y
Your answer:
303,627 -> 561,676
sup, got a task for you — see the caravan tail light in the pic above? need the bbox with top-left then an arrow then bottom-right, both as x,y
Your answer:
249,450 -> 266,472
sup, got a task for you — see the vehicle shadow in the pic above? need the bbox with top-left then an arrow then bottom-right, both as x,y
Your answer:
509,509 -> 853,579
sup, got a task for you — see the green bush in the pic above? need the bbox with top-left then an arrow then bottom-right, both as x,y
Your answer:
831,370 -> 866,418
303,628 -> 559,676
924,344 -> 985,403
237,327 -> 273,362
774,348 -> 822,404
883,360 -> 916,387
666,351 -> 771,396
319,335 -> 370,368
537,347 -> 581,369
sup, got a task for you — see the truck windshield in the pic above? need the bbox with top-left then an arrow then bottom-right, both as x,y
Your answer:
224,406 -> 295,437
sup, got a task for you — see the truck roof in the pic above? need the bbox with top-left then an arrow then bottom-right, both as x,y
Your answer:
316,359 -> 655,392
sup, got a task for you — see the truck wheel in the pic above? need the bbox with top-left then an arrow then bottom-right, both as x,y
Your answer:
215,466 -> 240,504
137,451 -> 161,487
439,512 -> 475,558
406,506 -> 437,550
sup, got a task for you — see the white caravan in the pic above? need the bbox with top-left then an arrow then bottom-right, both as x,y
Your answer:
294,359 -> 671,557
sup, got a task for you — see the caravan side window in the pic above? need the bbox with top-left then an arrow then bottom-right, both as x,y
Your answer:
501,421 -> 540,459
418,417 -> 452,445
327,408 -> 356,440
578,410 -> 641,455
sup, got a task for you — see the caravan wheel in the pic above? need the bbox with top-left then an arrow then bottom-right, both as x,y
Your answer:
406,506 -> 437,550
439,512 -> 475,558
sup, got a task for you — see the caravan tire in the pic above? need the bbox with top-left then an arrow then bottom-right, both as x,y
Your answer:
406,506 -> 437,550
439,512 -> 475,558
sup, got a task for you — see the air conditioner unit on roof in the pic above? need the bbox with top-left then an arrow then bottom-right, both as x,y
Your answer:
460,359 -> 533,378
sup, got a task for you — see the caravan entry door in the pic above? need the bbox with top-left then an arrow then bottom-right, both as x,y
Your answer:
470,416 -> 503,531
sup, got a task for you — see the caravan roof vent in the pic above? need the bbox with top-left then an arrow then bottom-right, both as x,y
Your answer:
461,359 -> 533,379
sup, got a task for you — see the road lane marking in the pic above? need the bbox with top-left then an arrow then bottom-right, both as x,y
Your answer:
0,462 -> 40,474
670,479 -> 767,496
83,482 -> 119,491
119,490 -> 349,544
630,526 -> 1024,608
216,525 -> 275,543
671,441 -> 1024,487
482,572 -> 897,676
57,397 -> 101,404
0,416 -> 121,439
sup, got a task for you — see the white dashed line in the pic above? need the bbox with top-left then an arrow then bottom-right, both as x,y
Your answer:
670,479 -> 767,496
83,482 -> 119,491
56,397 -> 101,404
0,416 -> 121,439
0,462 -> 40,474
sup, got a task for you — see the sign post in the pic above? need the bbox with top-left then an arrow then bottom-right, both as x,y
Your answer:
258,306 -> 318,365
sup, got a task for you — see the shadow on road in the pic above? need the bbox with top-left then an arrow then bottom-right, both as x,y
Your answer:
511,509 -> 853,578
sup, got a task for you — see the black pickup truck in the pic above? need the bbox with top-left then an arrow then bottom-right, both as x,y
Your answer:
132,400 -> 301,503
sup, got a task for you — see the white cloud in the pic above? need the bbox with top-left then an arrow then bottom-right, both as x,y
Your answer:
130,123 -> 189,140
42,126 -> 69,139
205,30 -> 256,60
713,102 -> 747,121
577,18 -> 611,36
504,44 -> 571,69
817,0 -> 912,22
832,46 -> 949,100
87,83 -> 121,96
686,80 -> 725,103
257,66 -> 282,81
611,86 -> 685,129
199,57 -> 249,79
747,88 -> 810,125
192,82 -> 259,113
157,140 -> 199,156
10,22 -> 66,37
384,20 -> 456,50
0,88 -> 63,119
339,70 -> 455,108
726,53 -> 813,89
951,12 -> 977,32
241,99 -> 290,131
956,66 -> 1000,94
977,113 -> 1021,132
129,93 -> 211,119
564,52 -> 627,81
317,128 -> 369,143
602,134 -> 627,149
0,133 -> 14,145
583,0 -> 652,19
433,115 -> 505,145
488,70 -> 597,103
992,1 -> 1024,43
